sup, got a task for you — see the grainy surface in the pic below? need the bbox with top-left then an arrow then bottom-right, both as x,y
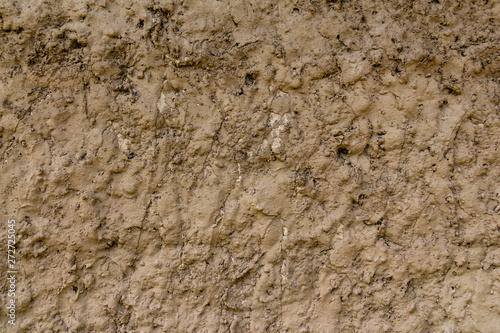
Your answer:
1,0 -> 500,332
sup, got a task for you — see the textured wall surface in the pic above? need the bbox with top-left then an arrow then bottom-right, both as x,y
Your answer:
1,0 -> 500,332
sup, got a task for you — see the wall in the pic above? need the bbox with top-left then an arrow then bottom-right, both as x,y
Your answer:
1,0 -> 499,332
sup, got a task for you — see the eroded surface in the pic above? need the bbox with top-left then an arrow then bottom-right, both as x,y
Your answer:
1,0 -> 500,332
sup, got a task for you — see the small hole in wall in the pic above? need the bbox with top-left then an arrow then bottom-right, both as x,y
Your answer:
337,147 -> 349,155
73,286 -> 78,293
292,8 -> 300,14
245,73 -> 256,86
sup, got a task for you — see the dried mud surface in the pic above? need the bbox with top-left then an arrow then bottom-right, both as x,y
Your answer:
1,0 -> 500,332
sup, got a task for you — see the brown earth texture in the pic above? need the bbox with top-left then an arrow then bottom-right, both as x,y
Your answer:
1,0 -> 500,332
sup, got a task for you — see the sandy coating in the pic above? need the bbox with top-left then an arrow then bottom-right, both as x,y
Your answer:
1,0 -> 500,332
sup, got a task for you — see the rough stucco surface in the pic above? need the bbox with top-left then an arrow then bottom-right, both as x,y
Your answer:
1,0 -> 500,332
